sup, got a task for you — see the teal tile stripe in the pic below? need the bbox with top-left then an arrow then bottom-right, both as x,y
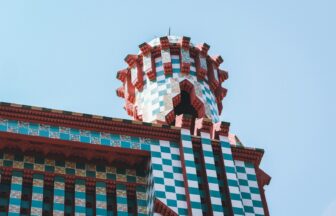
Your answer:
200,131 -> 224,215
53,176 -> 65,215
96,181 -> 107,216
75,179 -> 86,215
31,173 -> 44,216
116,183 -> 128,214
219,135 -> 245,216
136,185 -> 148,216
8,171 -> 23,215
180,128 -> 203,215
0,119 -> 151,151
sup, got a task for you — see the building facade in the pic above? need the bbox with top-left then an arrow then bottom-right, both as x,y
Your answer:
0,36 -> 270,215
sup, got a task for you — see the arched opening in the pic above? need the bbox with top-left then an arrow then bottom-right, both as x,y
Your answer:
174,90 -> 198,118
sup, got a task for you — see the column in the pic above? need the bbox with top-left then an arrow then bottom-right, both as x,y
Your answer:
53,176 -> 65,215
30,173 -> 44,216
116,183 -> 128,215
74,179 -> 86,215
219,135 -> 245,215
200,131 -> 224,215
136,185 -> 147,216
180,128 -> 202,215
96,181 -> 107,215
8,170 -> 23,215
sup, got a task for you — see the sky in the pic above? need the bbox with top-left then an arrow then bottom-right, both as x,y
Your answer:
0,1 -> 335,215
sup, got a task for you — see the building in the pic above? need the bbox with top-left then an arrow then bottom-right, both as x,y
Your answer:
0,36 -> 270,215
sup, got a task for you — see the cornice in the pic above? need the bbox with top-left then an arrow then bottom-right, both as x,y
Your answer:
0,102 -> 263,165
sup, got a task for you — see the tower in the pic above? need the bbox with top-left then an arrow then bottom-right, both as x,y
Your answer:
116,36 -> 227,124
115,35 -> 271,215
0,35 -> 270,215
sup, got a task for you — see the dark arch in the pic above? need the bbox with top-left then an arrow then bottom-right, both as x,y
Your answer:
174,90 -> 198,118
165,79 -> 206,125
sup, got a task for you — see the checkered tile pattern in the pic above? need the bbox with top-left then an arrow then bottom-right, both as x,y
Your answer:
0,116 -> 266,215
116,184 -> 128,215
136,185 -> 148,216
53,176 -> 65,215
200,132 -> 224,215
130,48 -> 220,124
0,119 -> 151,151
172,54 -> 181,75
219,135 -> 245,215
193,149 -> 208,214
200,80 -> 220,122
180,128 -> 203,215
74,179 -> 86,215
235,160 -> 265,216
31,173 -> 44,216
0,152 -> 146,186
8,171 -> 23,215
149,139 -> 188,215
96,181 -> 108,215
214,153 -> 230,215
189,58 -> 197,76
136,58 -> 161,122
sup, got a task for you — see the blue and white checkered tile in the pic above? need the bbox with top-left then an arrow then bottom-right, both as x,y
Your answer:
172,55 -> 180,74
31,174 -> 45,216
219,135 -> 245,215
189,58 -> 197,76
149,139 -> 188,215
74,179 -> 86,215
129,49 -> 221,124
235,160 -> 265,216
180,128 -> 203,215
0,119 -> 153,151
96,181 -> 108,215
200,81 -> 219,122
8,171 -> 23,215
53,176 -> 65,215
200,132 -> 225,215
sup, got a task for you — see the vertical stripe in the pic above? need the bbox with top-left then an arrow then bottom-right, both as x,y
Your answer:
235,160 -> 265,216
180,128 -> 203,215
53,176 -> 65,216
8,171 -> 23,216
30,173 -> 44,216
136,185 -> 147,216
96,181 -> 107,216
219,135 -> 245,215
200,131 -> 224,215
116,183 -> 128,215
74,179 -> 86,215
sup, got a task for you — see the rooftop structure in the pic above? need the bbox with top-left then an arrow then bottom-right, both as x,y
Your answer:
0,35 -> 270,216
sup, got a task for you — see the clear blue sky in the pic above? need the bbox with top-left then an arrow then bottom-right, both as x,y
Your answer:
0,1 -> 335,215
